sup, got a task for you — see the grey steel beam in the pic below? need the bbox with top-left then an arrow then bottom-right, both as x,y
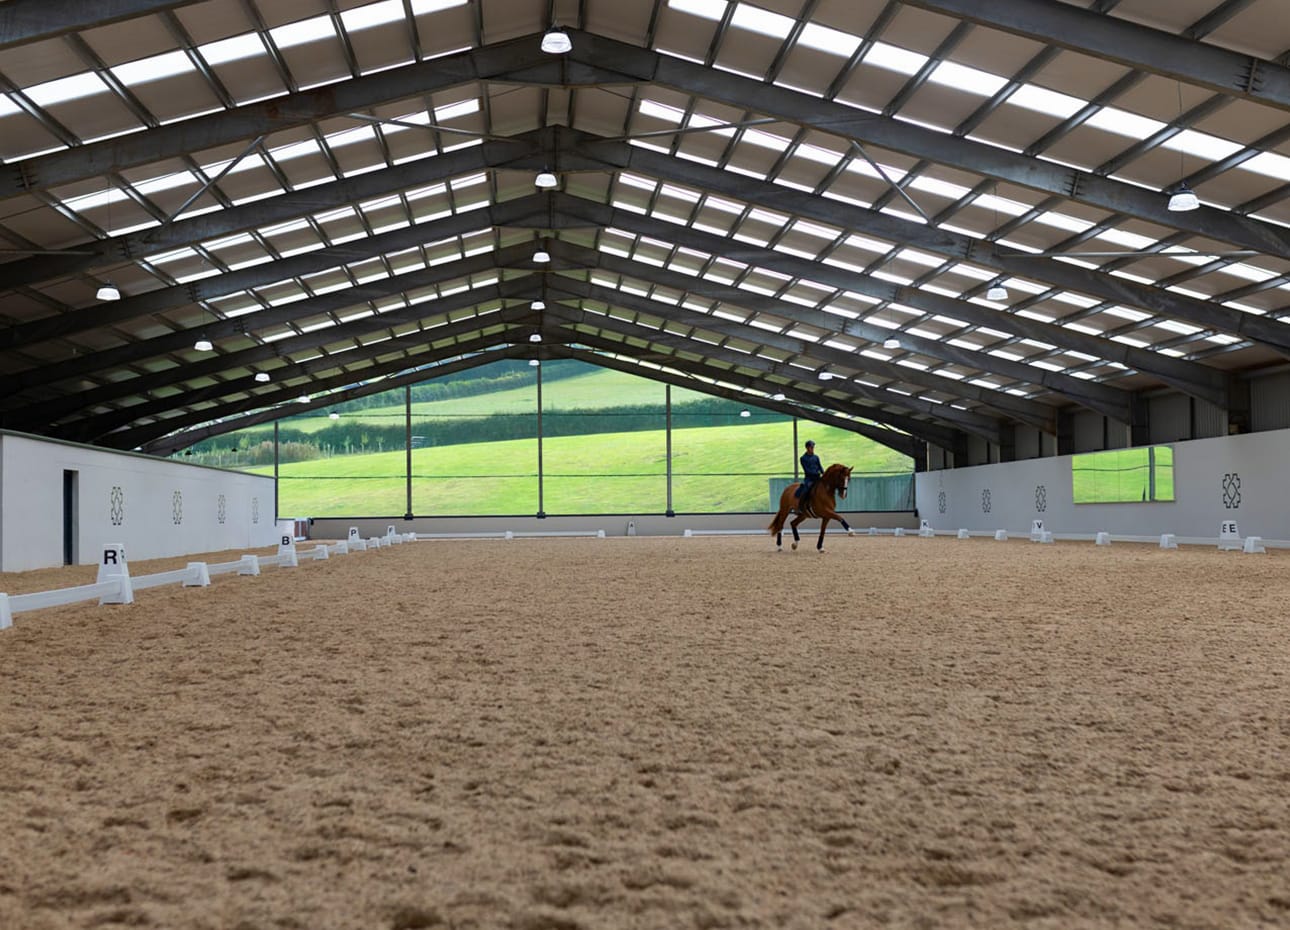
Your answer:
566,31 -> 1290,259
552,326 -> 939,454
56,305 -> 540,443
547,344 -> 921,459
18,281 -> 539,432
902,0 -> 1290,115
0,245 -> 539,401
546,303 -> 975,443
544,280 -> 1005,442
550,242 -> 1055,430
549,194 -> 1135,422
545,307 -> 973,447
0,1 -> 206,51
581,137 -> 1236,401
0,35 -> 556,201
99,327 -> 534,451
0,194 -> 555,354
0,140 -> 531,290
138,345 -> 535,457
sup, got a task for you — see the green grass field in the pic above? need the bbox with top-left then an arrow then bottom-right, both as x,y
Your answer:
277,367 -> 697,434
1072,446 -> 1175,503
258,421 -> 912,515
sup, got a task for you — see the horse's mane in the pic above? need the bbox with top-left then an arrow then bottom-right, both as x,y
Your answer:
821,463 -> 850,486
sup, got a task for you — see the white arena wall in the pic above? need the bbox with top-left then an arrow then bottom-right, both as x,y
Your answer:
915,427 -> 1290,544
0,430 -> 278,572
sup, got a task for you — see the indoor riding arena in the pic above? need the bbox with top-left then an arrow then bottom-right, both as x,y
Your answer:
3,1 -> 1290,929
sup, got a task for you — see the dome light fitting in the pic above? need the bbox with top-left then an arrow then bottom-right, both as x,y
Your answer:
1168,183 -> 1199,212
739,409 -> 751,418
329,412 -> 340,420
535,171 -> 558,189
533,249 -> 551,263
986,283 -> 1008,302
541,27 -> 572,54
254,372 -> 271,383
193,336 -> 213,352
529,333 -> 542,343
531,300 -> 546,310
771,392 -> 786,401
96,283 -> 121,301
883,337 -> 901,350
529,359 -> 540,367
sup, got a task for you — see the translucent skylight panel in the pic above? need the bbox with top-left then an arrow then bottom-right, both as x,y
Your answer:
25,71 -> 110,107
433,99 -> 479,120
1239,151 -> 1290,183
797,22 -> 861,57
411,0 -> 468,12
862,43 -> 927,77
928,61 -> 1009,97
112,50 -> 196,86
731,4 -> 794,40
270,15 -> 337,49
639,99 -> 684,123
1006,84 -> 1085,120
341,0 -> 406,31
669,0 -> 729,20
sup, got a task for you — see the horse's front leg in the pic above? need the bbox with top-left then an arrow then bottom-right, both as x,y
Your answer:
789,514 -> 805,550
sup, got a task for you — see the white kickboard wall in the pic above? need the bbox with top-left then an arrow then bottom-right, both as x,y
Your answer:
915,427 -> 1290,542
1,430 -> 278,572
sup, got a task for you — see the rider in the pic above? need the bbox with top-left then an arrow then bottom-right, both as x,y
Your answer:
796,439 -> 823,508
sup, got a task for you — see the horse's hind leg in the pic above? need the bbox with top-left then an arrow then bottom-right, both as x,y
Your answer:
790,515 -> 805,550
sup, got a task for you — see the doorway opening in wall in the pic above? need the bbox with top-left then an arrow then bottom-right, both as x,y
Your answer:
62,470 -> 79,565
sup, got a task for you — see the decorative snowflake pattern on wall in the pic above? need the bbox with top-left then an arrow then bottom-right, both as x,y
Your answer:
172,490 -> 183,525
937,490 -> 947,514
217,494 -> 227,525
1222,473 -> 1241,509
109,486 -> 124,526
1035,485 -> 1048,513
252,497 -> 259,524
981,489 -> 991,513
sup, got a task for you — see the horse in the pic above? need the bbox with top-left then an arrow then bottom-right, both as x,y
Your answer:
768,463 -> 855,552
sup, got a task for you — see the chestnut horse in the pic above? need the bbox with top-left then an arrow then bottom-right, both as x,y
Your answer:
768,463 -> 855,551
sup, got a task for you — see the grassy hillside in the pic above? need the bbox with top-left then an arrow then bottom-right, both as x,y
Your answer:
262,421 -> 911,515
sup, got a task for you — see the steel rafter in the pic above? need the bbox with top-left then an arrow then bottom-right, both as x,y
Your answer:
548,194 -> 1135,422
97,326 -> 536,451
0,1 -> 205,51
55,304 -> 542,443
543,280 -> 1006,442
0,194 -> 557,355
901,0 -> 1290,114
577,137 -> 1234,403
565,31 -> 1290,258
8,277 -> 541,430
543,305 -> 975,447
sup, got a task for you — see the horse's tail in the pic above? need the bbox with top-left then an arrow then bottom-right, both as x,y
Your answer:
768,511 -> 785,535
768,485 -> 796,535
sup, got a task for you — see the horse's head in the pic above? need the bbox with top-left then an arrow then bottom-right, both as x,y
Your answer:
824,463 -> 853,499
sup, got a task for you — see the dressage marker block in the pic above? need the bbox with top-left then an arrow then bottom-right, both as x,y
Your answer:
1243,536 -> 1266,554
237,554 -> 261,576
1037,531 -> 1054,544
1160,534 -> 1178,550
1218,520 -> 1243,551
917,519 -> 935,538
994,530 -> 1008,541
1029,519 -> 1046,542
957,528 -> 970,539
96,545 -> 134,605
1095,532 -> 1112,546
893,527 -> 906,537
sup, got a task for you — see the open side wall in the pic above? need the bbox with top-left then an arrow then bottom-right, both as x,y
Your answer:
0,430 -> 278,572
915,427 -> 1290,543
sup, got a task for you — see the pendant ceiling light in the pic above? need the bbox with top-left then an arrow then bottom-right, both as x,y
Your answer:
541,27 -> 572,54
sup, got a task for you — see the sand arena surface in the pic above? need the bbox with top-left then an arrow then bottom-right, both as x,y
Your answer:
2,535 -> 1289,929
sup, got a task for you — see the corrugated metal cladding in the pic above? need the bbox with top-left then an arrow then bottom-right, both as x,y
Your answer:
1040,432 -> 1057,457
1072,410 -> 1103,452
967,433 -> 990,465
1014,426 -> 1040,459
928,444 -> 948,470
1251,371 -> 1290,431
1149,394 -> 1191,442
1193,399 -> 1227,438
1105,420 -> 1130,449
